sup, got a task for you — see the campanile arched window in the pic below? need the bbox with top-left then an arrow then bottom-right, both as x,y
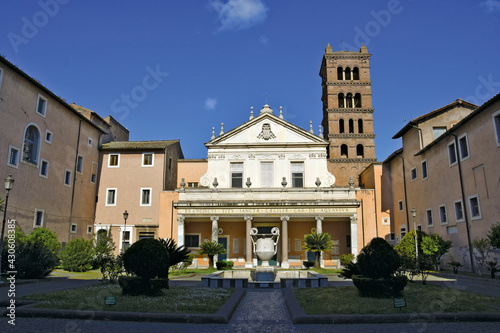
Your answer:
348,119 -> 354,133
345,67 -> 351,80
338,93 -> 345,108
341,144 -> 348,158
339,119 -> 345,133
353,67 -> 359,80
337,67 -> 343,80
354,93 -> 362,108
358,119 -> 364,133
22,124 -> 41,165
356,144 -> 364,158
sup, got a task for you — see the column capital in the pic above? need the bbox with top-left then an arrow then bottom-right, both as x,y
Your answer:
210,216 -> 219,222
350,214 -> 358,224
244,216 -> 253,221
280,215 -> 290,222
177,215 -> 185,224
315,216 -> 324,222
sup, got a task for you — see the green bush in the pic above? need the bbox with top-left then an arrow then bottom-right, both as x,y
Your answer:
352,275 -> 407,298
28,228 -> 61,259
2,227 -> 58,279
122,238 -> 168,280
118,276 -> 166,296
93,229 -> 115,269
302,261 -> 315,269
216,261 -> 234,270
100,254 -> 123,283
357,237 -> 400,279
340,253 -> 355,266
61,238 -> 95,272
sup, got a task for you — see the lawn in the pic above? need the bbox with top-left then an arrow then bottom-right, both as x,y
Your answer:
49,269 -> 103,280
293,282 -> 500,314
22,283 -> 234,314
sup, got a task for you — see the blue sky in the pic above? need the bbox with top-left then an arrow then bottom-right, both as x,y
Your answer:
1,0 -> 500,160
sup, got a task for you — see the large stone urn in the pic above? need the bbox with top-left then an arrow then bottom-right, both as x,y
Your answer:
250,227 -> 280,267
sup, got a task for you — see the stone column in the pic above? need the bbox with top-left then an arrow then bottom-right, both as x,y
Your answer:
315,216 -> 324,267
177,215 -> 185,248
245,216 -> 253,268
350,214 -> 358,256
281,215 -> 290,268
211,216 -> 219,267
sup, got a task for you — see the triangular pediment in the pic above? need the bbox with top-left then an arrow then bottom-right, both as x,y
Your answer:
206,112 -> 327,148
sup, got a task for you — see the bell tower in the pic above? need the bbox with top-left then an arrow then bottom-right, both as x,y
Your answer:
319,43 -> 377,186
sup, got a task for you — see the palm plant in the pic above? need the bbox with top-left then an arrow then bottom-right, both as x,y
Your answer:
303,232 -> 334,268
159,238 -> 191,285
198,240 -> 226,268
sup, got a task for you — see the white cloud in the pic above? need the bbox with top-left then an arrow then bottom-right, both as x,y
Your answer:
259,35 -> 269,44
480,0 -> 500,12
210,0 -> 268,31
205,97 -> 218,110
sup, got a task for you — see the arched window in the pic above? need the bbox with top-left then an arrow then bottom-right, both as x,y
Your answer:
354,93 -> 362,108
358,119 -> 364,133
337,67 -> 343,80
341,144 -> 348,158
346,93 -> 353,108
22,124 -> 41,165
353,67 -> 360,80
338,93 -> 345,108
348,119 -> 354,133
345,67 -> 351,80
339,119 -> 345,133
356,144 -> 364,158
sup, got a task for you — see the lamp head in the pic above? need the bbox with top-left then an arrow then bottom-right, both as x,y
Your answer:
123,210 -> 129,221
411,208 -> 416,218
4,175 -> 14,192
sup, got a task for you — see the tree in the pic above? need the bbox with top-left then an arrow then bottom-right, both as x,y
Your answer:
28,227 -> 61,259
61,238 -> 95,272
198,240 -> 226,268
471,237 -> 490,276
302,232 -> 334,268
394,230 -> 426,263
93,229 -> 116,269
421,233 -> 452,271
487,223 -> 500,249
158,238 -> 191,286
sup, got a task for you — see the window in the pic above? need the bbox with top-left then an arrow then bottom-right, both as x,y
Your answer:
417,225 -> 422,231
142,153 -> 154,166
169,158 -> 172,170
34,209 -> 44,227
469,195 -> 482,220
108,154 -> 120,167
230,163 -> 243,188
426,209 -> 433,226
346,93 -> 353,108
454,200 -> 464,222
421,160 -> 428,180
88,137 -> 93,147
22,124 -> 41,165
354,93 -> 362,108
90,162 -> 97,183
106,188 -> 117,206
458,134 -> 470,161
123,231 -> 130,250
139,232 -> 155,240
439,205 -> 448,225
398,200 -> 404,212
64,169 -> 72,186
45,130 -> 53,143
358,119 -> 363,133
87,226 -> 93,234
353,67 -> 360,80
340,144 -> 348,158
7,145 -> 19,168
339,119 -> 345,133
36,95 -> 47,117
337,67 -> 343,80
185,234 -> 200,248
432,127 -> 447,138
338,93 -> 345,108
356,144 -> 364,158
291,162 -> 304,187
410,167 -> 417,181
40,159 -> 49,178
348,119 -> 354,133
493,110 -> 500,147
70,223 -> 77,233
187,182 -> 198,188
400,226 -> 406,240
260,162 -> 273,187
345,67 -> 351,80
448,141 -> 457,166
76,155 -> 84,173
141,188 -> 151,206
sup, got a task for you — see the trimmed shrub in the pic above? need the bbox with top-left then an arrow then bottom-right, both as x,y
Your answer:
216,261 -> 234,270
13,241 -> 59,279
28,227 -> 61,259
118,276 -> 166,296
302,261 -> 315,269
122,238 -> 168,280
357,237 -> 400,279
61,238 -> 95,272
340,253 -> 355,266
352,275 -> 407,298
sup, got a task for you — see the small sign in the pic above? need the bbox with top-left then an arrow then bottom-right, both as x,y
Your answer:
104,296 -> 116,305
393,297 -> 406,309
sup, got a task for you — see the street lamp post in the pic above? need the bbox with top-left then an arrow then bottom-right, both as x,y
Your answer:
122,210 -> 129,253
411,208 -> 418,267
0,175 -> 15,275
